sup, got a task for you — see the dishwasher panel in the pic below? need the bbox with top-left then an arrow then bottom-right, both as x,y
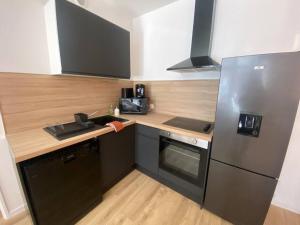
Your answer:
18,138 -> 102,225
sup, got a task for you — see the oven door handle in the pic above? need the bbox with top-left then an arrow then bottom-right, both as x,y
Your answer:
161,137 -> 201,154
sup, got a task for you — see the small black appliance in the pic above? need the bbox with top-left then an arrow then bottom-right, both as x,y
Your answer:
121,88 -> 134,98
119,98 -> 148,114
135,84 -> 145,98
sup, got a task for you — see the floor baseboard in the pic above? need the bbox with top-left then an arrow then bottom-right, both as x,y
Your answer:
7,204 -> 26,219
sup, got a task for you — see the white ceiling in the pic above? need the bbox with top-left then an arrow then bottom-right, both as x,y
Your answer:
85,0 -> 179,18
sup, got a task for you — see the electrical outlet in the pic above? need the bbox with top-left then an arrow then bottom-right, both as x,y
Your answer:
150,104 -> 155,110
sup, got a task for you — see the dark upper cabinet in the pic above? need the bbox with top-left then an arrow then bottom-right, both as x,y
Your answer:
45,0 -> 130,79
135,124 -> 160,175
99,125 -> 135,192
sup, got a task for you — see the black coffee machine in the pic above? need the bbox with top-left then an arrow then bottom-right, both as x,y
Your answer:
135,84 -> 145,98
119,84 -> 148,114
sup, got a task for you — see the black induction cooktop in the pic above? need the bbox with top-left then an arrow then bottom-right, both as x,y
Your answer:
163,117 -> 214,134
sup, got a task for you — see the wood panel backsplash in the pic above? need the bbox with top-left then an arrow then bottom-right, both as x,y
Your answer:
0,73 -> 219,134
0,73 -> 132,134
134,80 -> 219,122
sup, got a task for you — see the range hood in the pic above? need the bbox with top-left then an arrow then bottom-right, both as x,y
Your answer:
167,0 -> 220,72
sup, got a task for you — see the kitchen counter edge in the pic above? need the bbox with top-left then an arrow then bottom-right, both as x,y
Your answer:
7,113 -> 213,163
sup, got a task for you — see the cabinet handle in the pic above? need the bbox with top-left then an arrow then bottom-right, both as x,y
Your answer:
63,153 -> 76,163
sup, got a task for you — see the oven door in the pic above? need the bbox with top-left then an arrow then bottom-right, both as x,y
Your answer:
159,136 -> 209,188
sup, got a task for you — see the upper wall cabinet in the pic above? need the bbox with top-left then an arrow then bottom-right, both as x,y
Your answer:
45,0 -> 130,79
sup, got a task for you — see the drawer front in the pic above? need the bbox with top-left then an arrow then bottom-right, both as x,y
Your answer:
136,124 -> 159,140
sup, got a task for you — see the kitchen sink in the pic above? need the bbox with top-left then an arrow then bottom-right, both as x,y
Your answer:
44,115 -> 128,140
90,115 -> 128,126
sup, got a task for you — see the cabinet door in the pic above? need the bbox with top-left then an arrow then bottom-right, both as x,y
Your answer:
100,125 -> 135,191
135,125 -> 159,174
55,0 -> 130,79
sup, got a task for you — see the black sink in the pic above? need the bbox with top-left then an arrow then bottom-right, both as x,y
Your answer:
44,115 -> 128,141
90,115 -> 128,126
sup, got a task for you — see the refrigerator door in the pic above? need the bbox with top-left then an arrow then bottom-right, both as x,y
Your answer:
205,160 -> 277,225
212,52 -> 300,178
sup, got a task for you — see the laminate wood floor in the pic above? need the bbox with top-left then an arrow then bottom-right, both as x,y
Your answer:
1,170 -> 299,225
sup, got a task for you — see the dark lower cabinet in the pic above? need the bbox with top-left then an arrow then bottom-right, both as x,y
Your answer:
135,124 -> 159,175
204,160 -> 277,225
100,125 -> 135,192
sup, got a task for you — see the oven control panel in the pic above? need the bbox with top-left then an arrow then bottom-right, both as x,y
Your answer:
160,130 -> 209,149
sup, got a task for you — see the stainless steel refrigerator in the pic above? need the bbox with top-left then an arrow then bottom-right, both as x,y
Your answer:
204,51 -> 300,225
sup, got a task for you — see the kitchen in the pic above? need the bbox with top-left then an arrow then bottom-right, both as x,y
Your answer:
0,0 -> 300,225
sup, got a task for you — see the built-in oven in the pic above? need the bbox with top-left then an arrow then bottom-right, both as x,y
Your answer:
159,130 -> 210,204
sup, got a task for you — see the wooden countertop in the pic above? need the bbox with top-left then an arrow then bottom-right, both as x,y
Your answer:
7,113 -> 213,163
120,113 -> 213,141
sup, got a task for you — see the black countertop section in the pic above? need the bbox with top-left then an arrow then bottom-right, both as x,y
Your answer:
163,117 -> 214,134
44,123 -> 104,141
44,115 -> 128,141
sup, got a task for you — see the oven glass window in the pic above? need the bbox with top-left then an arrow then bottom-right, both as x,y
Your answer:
160,139 -> 201,184
162,145 -> 200,177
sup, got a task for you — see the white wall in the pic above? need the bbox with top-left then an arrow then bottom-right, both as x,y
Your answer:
131,0 -> 220,81
132,0 -> 300,80
0,112 -> 25,219
0,140 -> 25,219
85,1 -> 132,31
0,0 -> 51,74
211,0 -> 300,62
272,102 -> 300,214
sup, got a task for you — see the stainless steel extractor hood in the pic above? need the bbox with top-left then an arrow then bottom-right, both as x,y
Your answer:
167,0 -> 220,72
